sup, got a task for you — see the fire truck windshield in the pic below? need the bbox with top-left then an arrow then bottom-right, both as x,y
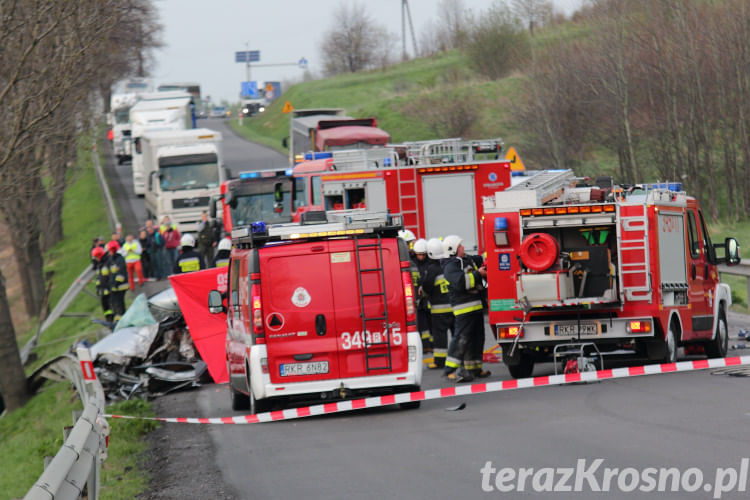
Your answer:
230,183 -> 293,226
158,153 -> 219,191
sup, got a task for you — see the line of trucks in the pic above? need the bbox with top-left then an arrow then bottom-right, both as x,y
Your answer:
198,108 -> 742,413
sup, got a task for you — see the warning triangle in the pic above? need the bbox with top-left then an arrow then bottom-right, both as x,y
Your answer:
282,100 -> 294,113
269,314 -> 282,327
504,146 -> 526,171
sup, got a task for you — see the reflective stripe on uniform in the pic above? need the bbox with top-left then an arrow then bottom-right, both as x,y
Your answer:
452,300 -> 483,315
179,257 -> 200,272
433,350 -> 447,358
215,259 -> 229,268
465,272 -> 475,290
430,305 -> 452,314
445,356 -> 462,369
421,331 -> 433,341
122,242 -> 140,263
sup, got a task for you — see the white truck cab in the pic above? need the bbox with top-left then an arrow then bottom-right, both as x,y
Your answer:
142,129 -> 225,233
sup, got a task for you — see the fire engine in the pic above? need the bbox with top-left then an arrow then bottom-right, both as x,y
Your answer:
207,210 -> 423,413
210,168 -> 297,235
482,170 -> 741,378
291,137 -> 520,252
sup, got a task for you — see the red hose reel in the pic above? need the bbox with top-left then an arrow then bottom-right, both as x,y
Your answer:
520,233 -> 559,272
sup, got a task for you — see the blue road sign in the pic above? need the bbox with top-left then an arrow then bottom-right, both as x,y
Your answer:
235,50 -> 260,63
241,81 -> 259,98
298,57 -> 308,69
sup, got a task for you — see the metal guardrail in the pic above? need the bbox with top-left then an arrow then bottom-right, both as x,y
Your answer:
24,350 -> 109,500
92,142 -> 120,232
717,259 -> 750,300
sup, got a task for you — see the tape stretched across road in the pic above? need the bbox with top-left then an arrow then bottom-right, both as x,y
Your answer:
105,355 -> 750,425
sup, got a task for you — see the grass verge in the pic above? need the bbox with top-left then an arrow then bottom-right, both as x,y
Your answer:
0,135 -> 158,498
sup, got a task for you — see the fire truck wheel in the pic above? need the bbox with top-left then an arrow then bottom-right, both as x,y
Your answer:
230,383 -> 250,411
663,322 -> 679,364
507,353 -> 535,379
705,310 -> 728,358
399,387 -> 422,409
250,388 -> 271,414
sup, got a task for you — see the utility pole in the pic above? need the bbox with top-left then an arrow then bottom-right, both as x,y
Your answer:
401,0 -> 418,60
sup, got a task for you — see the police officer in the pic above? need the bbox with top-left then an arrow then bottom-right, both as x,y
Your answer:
442,234 -> 489,382
422,238 -> 454,369
105,241 -> 129,323
411,238 -> 433,353
91,246 -> 113,324
174,234 -> 206,274
212,237 -> 232,268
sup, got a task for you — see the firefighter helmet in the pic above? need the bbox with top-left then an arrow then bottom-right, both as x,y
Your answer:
413,238 -> 428,254
180,234 -> 195,248
398,229 -> 416,243
106,240 -> 120,253
217,238 -> 232,252
91,246 -> 106,260
426,238 -> 445,260
442,235 -> 463,257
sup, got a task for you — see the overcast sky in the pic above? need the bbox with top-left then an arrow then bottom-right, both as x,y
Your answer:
152,0 -> 585,104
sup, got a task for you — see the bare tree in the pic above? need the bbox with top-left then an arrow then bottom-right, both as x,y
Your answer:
434,0 -> 473,51
511,0 -> 554,36
319,2 -> 391,75
0,0 -> 162,412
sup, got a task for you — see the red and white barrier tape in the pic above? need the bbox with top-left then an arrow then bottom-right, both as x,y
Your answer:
105,355 -> 750,424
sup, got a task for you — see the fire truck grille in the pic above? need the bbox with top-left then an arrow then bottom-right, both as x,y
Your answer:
172,196 -> 210,209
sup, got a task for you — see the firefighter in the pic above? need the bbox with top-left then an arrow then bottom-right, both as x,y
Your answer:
106,241 -> 129,323
398,229 -> 416,252
422,238 -> 454,369
442,234 -> 489,382
174,234 -> 205,274
412,238 -> 433,353
91,246 -> 113,324
196,211 -> 216,265
212,237 -> 232,268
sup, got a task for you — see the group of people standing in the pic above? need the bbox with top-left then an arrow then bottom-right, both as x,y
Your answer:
89,212 -> 233,325
402,230 -> 489,384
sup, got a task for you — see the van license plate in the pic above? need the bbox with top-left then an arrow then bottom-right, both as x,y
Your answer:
554,323 -> 598,336
280,361 -> 329,377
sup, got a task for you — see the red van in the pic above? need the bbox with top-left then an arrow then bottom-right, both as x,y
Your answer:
209,210 -> 423,413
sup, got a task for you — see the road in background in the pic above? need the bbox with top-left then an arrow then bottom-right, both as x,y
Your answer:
103,117 -> 286,234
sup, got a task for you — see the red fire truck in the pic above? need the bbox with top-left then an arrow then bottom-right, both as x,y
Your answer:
290,138 -> 519,253
481,170 -> 741,378
207,210 -> 423,413
210,168 -> 298,235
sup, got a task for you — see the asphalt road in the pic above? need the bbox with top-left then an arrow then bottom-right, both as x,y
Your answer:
139,316 -> 750,500
104,117 -> 286,234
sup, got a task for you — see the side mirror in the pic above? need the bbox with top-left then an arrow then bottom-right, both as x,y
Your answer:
726,237 -> 741,266
208,290 -> 225,314
282,137 -> 288,149
149,171 -> 158,191
210,194 -> 222,219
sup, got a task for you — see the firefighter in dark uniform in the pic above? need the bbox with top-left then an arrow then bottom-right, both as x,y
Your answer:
411,238 -> 433,353
212,237 -> 232,268
422,238 -> 454,369
442,234 -> 489,382
174,234 -> 206,274
91,246 -> 113,323
106,241 -> 129,323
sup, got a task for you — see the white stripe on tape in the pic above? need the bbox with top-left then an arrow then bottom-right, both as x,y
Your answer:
104,355 -> 750,424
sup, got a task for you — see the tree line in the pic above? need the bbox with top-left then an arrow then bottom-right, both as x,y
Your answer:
0,0 -> 161,411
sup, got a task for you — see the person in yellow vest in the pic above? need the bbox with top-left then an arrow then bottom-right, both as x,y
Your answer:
122,234 -> 145,290
174,234 -> 205,274
212,237 -> 232,268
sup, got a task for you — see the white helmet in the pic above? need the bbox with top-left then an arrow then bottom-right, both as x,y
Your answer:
427,238 -> 446,259
180,234 -> 195,248
412,238 -> 428,254
398,229 -> 416,243
217,238 -> 232,252
443,235 -> 463,257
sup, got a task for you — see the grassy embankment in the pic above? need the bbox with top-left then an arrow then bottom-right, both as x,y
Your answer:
0,137 -> 158,500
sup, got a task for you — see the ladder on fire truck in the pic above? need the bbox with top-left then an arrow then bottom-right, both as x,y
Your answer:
402,137 -> 503,165
505,169 -> 576,205
618,202 -> 652,302
353,233 -> 393,372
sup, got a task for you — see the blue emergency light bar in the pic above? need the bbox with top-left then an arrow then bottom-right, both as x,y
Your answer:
304,152 -> 333,160
651,182 -> 682,192
239,171 -> 260,179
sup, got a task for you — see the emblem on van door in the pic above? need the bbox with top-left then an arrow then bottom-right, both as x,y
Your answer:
266,312 -> 285,331
292,287 -> 311,308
